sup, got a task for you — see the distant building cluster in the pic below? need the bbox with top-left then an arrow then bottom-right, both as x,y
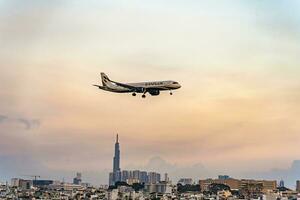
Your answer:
3,176 -> 300,200
199,176 -> 277,192
3,135 -> 300,199
110,170 -> 161,186
108,134 -> 164,186
11,178 -> 33,190
1,180 -> 106,199
199,176 -> 279,199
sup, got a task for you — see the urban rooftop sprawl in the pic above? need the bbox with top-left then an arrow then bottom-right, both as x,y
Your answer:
1,135 -> 300,199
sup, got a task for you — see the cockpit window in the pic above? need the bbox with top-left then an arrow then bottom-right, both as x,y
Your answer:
173,82 -> 178,84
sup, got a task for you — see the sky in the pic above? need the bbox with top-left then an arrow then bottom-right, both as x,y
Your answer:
0,0 -> 300,186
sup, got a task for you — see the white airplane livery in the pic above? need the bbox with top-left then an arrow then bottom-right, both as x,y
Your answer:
93,73 -> 181,98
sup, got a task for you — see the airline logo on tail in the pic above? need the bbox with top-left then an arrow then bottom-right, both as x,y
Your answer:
101,73 -> 110,86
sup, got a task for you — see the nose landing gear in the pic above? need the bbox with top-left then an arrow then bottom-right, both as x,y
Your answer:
170,90 -> 173,95
132,93 -> 136,96
142,94 -> 146,98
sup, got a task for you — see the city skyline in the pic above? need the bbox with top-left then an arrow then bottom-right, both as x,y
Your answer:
1,0 -> 300,186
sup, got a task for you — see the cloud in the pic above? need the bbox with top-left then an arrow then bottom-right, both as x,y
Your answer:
0,115 -> 8,123
125,157 -> 300,188
241,160 -> 300,189
125,156 -> 212,183
0,115 -> 40,130
16,118 -> 40,130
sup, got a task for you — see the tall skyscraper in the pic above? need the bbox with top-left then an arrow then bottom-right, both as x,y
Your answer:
109,134 -> 121,186
108,135 -> 162,186
279,179 -> 285,187
113,134 -> 120,173
296,180 -> 300,192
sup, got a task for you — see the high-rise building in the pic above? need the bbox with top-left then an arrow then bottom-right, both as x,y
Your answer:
113,134 -> 120,173
73,172 -> 82,185
140,171 -> 148,183
11,178 -> 32,190
279,179 -> 285,187
121,170 -> 130,182
109,172 -> 114,186
109,134 -> 121,185
11,178 -> 20,187
296,180 -> 300,192
145,182 -> 172,194
164,173 -> 169,183
133,170 -> 140,180
148,172 -> 161,184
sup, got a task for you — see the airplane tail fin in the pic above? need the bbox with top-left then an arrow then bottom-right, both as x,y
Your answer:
101,72 -> 112,86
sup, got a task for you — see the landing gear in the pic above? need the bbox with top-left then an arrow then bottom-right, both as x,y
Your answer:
132,93 -> 136,96
142,89 -> 147,98
170,90 -> 173,95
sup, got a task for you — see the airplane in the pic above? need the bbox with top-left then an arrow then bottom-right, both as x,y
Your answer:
93,73 -> 181,98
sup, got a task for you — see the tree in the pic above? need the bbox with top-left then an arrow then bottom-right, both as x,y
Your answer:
208,183 -> 230,194
177,183 -> 200,193
131,183 -> 144,191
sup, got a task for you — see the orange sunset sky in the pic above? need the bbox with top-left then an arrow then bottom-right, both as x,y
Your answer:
0,0 -> 300,185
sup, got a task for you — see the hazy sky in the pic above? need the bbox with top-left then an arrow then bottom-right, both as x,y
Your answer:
0,0 -> 300,185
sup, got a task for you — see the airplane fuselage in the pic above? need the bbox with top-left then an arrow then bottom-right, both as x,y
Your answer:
101,81 -> 180,92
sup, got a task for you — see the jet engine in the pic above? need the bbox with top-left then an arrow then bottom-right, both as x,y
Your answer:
149,90 -> 160,96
